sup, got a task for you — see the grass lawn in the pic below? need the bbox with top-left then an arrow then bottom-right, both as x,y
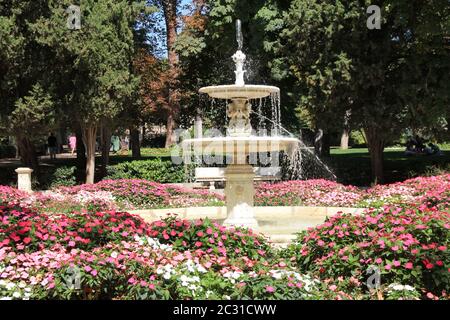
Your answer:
328,146 -> 450,186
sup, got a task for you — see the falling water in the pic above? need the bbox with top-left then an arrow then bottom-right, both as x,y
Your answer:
250,109 -> 337,181
269,92 -> 281,136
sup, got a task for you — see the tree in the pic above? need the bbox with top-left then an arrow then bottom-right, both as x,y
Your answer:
148,0 -> 182,148
32,0 -> 143,183
5,84 -> 55,170
0,1 -> 57,171
279,0 -> 450,183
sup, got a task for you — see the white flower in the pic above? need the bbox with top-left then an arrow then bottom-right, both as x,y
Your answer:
392,284 -> 405,291
111,251 -> 118,259
6,282 -> 15,290
0,297 -> 12,300
12,292 -> 21,298
196,264 -> 207,273
223,295 -> 231,300
188,284 -> 197,291
404,285 -> 415,291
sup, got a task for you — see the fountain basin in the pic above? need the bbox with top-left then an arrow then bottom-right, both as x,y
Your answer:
199,84 -> 279,99
182,136 -> 299,158
129,206 -> 366,245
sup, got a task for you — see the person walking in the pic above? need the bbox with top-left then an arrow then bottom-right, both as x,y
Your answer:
47,133 -> 58,160
69,134 -> 77,155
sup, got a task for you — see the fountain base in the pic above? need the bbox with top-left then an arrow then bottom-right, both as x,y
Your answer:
223,164 -> 259,229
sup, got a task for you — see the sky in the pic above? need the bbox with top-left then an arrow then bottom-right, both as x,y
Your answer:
151,0 -> 193,58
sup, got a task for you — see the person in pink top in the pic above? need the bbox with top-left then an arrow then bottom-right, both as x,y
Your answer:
69,134 -> 77,155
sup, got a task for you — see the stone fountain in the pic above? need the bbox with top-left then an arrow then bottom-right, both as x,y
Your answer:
183,20 -> 298,229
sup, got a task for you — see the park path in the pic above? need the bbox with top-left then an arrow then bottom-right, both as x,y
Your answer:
0,152 -> 78,168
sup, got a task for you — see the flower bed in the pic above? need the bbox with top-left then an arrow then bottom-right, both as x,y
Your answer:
0,175 -> 449,300
0,203 -> 328,300
256,174 -> 450,209
1,175 -> 448,212
284,204 -> 450,299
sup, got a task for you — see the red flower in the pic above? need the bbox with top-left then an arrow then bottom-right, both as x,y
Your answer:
195,241 -> 203,247
23,237 -> 32,244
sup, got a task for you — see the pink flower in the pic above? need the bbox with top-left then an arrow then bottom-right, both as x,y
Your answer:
195,241 -> 203,247
196,231 -> 204,237
375,258 -> 382,264
329,285 -> 337,291
404,262 -> 413,269
84,265 -> 92,272
68,241 -> 76,247
393,260 -> 401,267
91,269 -> 98,276
385,264 -> 392,270
391,246 -> 399,251
265,286 -> 275,293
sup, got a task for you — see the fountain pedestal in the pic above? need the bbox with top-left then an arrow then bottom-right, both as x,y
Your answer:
223,164 -> 258,228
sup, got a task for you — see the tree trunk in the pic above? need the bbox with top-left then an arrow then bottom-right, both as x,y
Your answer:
130,127 -> 141,159
340,128 -> 350,149
75,127 -> 86,181
165,112 -> 176,148
364,126 -> 384,184
81,124 -> 97,184
16,135 -> 39,173
162,0 -> 179,148
100,125 -> 112,178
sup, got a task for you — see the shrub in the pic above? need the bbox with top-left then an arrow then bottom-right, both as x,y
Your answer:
48,166 -> 77,188
285,205 -> 450,297
105,159 -> 185,183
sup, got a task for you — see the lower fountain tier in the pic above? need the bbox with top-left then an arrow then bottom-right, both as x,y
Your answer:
182,136 -> 299,158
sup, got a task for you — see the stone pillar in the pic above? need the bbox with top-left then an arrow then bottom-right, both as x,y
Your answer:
15,167 -> 33,193
223,164 -> 258,229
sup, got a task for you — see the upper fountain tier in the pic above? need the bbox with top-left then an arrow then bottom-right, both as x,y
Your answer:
199,84 -> 279,100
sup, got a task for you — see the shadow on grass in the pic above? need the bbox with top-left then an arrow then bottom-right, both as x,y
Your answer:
328,148 -> 450,186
